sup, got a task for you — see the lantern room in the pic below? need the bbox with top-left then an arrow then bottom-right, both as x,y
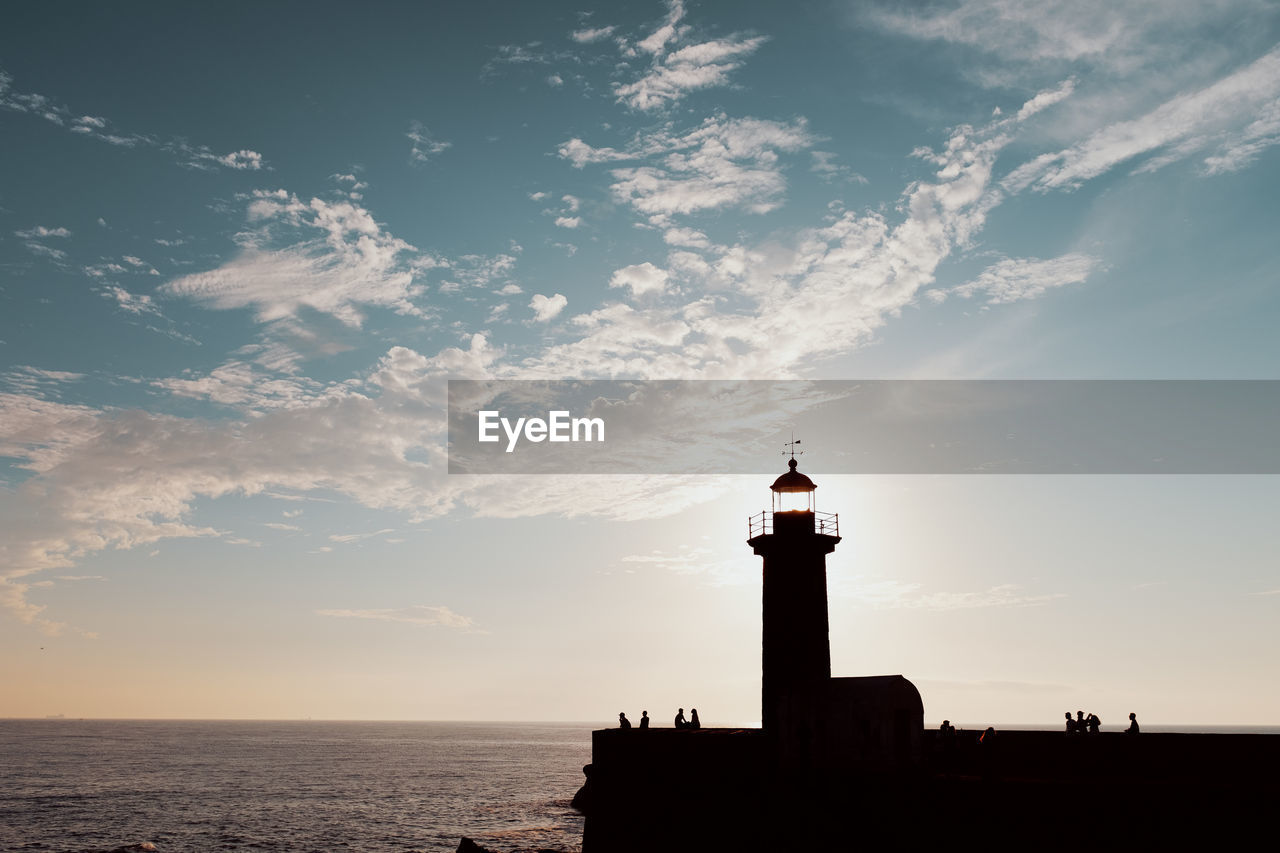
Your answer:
771,457 -> 816,513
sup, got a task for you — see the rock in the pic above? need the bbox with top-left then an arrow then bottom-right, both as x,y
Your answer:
570,762 -> 593,813
457,838 -> 496,853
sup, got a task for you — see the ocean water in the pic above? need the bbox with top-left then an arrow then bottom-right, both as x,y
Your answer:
0,720 -> 592,853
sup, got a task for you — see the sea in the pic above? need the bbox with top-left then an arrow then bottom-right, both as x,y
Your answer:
5,719 -> 1278,853
0,720 -> 592,853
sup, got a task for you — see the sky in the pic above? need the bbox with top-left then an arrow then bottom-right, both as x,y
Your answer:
1,0 -> 1278,726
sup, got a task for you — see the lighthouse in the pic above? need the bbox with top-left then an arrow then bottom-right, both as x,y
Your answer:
747,450 -> 922,771
748,453 -> 841,732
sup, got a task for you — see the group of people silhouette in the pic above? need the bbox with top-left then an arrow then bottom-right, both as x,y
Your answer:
1066,710 -> 1102,734
1064,710 -> 1141,734
617,708 -> 701,729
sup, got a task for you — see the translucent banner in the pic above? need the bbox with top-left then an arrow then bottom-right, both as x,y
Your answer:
447,380 -> 1280,474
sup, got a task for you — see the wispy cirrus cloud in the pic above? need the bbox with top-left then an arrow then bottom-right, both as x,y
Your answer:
407,121 -> 451,164
14,225 -> 72,261
948,253 -> 1101,304
316,605 -> 476,629
613,1 -> 766,111
1004,46 -> 1280,191
0,67 -> 264,171
328,528 -> 395,544
860,0 -> 1267,73
1,367 -> 84,396
838,579 -> 1065,611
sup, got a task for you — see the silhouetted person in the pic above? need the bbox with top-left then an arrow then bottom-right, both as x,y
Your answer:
978,726 -> 998,779
638,711 -> 649,730
1126,712 -> 1140,735
674,708 -> 687,729
1076,710 -> 1086,733
689,708 -> 701,729
938,720 -> 957,765
1088,713 -> 1100,734
1065,712 -> 1075,734
618,712 -> 631,729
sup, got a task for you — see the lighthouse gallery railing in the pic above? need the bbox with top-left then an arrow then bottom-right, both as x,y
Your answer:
747,510 -> 839,538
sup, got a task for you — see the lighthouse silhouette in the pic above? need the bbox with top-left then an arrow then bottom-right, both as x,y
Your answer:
748,453 -> 840,731
748,450 -> 923,771
580,453 -> 928,850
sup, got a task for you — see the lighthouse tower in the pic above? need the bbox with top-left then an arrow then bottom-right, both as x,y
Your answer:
747,454 -> 841,732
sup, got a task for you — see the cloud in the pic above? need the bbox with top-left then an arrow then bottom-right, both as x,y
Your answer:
1016,78 -> 1076,120
570,114 -> 813,224
663,227 -> 712,249
2,367 -> 85,396
407,121 -> 451,163
162,190 -> 425,327
621,544 -> 750,585
635,0 -> 688,55
810,151 -> 867,184
530,106 -> 1014,378
14,225 -> 72,262
1003,46 -> 1280,191
860,0 -> 1261,71
438,252 -> 519,292
950,253 -> 1100,304
101,285 -> 162,316
609,262 -> 669,297
1,66 -> 265,170
216,149 -> 264,170
571,25 -> 617,44
839,579 -> 1066,611
554,216 -> 581,229
328,528 -> 395,544
15,226 -> 71,239
16,47 -> 1277,637
316,604 -> 475,629
557,138 -> 627,168
614,1 -> 766,110
529,292 -> 568,321
153,361 -> 323,410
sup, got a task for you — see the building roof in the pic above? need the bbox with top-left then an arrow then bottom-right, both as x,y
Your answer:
770,457 -> 816,492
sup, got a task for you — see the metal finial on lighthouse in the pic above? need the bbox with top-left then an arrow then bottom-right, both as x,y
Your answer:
783,432 -> 803,466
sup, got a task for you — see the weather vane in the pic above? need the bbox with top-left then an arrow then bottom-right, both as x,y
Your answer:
783,431 -> 803,460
